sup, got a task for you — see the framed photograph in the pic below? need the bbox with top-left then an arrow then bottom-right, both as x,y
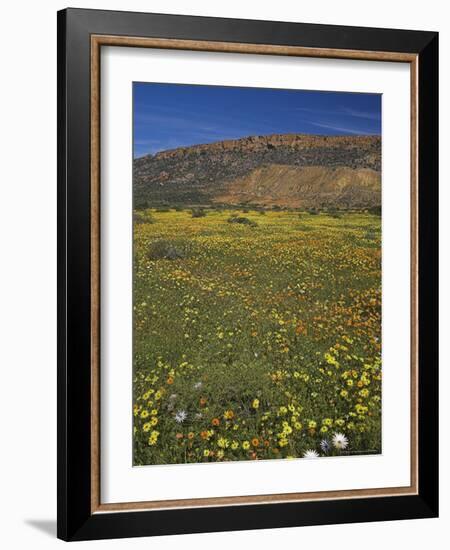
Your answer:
57,8 -> 438,541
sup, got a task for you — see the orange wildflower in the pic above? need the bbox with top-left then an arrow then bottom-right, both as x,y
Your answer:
295,321 -> 307,336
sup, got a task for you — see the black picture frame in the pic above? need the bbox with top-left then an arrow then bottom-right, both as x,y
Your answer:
57,7 -> 438,541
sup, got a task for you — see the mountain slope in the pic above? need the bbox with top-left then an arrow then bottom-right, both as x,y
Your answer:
215,165 -> 380,209
133,133 -> 381,208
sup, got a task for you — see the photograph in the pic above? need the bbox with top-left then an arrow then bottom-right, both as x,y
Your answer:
132,83 -> 383,466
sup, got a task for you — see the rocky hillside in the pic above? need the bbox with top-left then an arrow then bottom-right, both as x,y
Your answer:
133,133 -> 381,209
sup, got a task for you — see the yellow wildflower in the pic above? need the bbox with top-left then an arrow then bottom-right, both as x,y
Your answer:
148,431 -> 159,446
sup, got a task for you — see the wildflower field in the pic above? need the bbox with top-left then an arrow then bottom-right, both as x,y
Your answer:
133,208 -> 382,465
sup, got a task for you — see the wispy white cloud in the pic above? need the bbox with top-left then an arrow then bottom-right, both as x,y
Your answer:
293,105 -> 380,121
293,106 -> 335,114
310,121 -> 375,135
341,107 -> 380,121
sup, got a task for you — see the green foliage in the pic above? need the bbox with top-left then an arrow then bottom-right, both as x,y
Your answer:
147,239 -> 189,261
133,210 -> 155,224
368,205 -> 382,216
328,210 -> 342,219
227,215 -> 258,228
191,208 -> 206,218
364,228 -> 379,242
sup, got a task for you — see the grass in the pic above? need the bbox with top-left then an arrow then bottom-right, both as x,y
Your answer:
133,209 -> 382,465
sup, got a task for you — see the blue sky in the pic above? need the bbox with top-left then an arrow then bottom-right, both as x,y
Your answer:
133,82 -> 381,158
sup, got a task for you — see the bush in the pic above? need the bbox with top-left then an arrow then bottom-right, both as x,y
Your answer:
155,207 -> 170,213
364,229 -> 378,241
147,240 -> 188,261
259,210 -> 266,215
227,216 -> 258,228
368,205 -> 382,216
191,208 -> 206,218
328,210 -> 342,219
133,211 -> 155,225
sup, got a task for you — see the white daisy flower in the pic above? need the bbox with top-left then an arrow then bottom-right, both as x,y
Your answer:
303,449 -> 319,459
174,410 -> 187,423
332,432 -> 348,450
193,382 -> 202,389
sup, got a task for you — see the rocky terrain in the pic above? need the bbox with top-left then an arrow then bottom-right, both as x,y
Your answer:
133,133 -> 381,209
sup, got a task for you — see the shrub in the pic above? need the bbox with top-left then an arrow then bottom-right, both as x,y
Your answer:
364,229 -> 378,241
328,210 -> 342,219
133,211 -> 155,225
297,223 -> 313,232
368,205 -> 382,216
227,216 -> 258,228
155,207 -> 170,213
147,240 -> 188,261
191,208 -> 206,218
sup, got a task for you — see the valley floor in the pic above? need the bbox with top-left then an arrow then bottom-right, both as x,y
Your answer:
133,209 -> 382,465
